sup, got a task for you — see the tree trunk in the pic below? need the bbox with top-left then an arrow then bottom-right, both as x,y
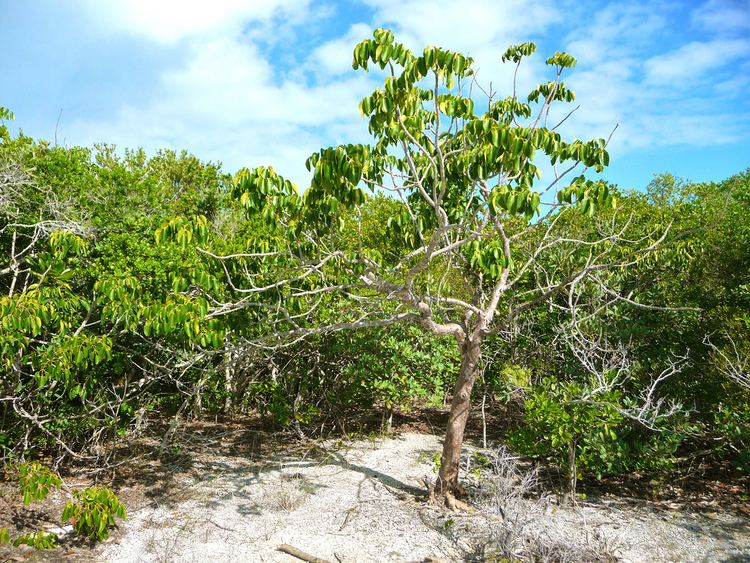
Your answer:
435,337 -> 482,496
223,339 -> 236,414
563,437 -> 578,505
381,407 -> 393,434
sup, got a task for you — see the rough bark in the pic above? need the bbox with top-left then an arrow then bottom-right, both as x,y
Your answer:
435,337 -> 482,496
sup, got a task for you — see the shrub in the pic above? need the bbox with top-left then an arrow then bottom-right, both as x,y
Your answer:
6,463 -> 127,548
62,486 -> 127,541
17,461 -> 62,506
12,531 -> 57,549
713,402 -> 750,473
509,377 -> 682,489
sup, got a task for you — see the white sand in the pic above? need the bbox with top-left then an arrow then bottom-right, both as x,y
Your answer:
99,432 -> 750,562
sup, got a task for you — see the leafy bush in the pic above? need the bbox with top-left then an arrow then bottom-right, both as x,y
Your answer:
2,87 -> 749,485
509,377 -> 681,485
713,402 -> 750,473
5,463 -> 126,549
12,531 -> 57,549
62,486 -> 127,540
235,323 -> 458,433
18,461 -> 62,506
345,324 -> 458,421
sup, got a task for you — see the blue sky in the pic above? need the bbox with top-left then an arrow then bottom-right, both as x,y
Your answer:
1,0 -> 749,191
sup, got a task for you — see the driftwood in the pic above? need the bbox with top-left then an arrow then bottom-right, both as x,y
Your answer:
277,543 -> 330,563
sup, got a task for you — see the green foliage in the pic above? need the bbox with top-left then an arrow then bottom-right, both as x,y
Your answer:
230,27 -> 615,277
62,486 -> 126,541
12,531 -> 57,549
470,451 -> 493,478
0,106 -> 13,139
238,323 -> 458,430
18,462 -> 62,506
509,377 -> 681,479
509,377 -> 623,475
2,463 -> 126,549
0,132 -> 229,457
346,324 -> 458,414
482,362 -> 531,403
713,403 -> 750,473
432,451 -> 442,474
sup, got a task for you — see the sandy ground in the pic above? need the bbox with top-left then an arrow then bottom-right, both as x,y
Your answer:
97,432 -> 750,563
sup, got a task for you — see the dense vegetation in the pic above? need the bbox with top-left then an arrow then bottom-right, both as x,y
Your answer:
1,30 -> 748,502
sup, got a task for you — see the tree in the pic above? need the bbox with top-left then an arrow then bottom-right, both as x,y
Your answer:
169,29 -> 669,501
0,127 -> 106,459
605,171 -> 750,469
0,125 -> 229,461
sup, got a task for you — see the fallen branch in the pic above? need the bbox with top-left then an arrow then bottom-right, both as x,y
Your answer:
277,544 -> 330,563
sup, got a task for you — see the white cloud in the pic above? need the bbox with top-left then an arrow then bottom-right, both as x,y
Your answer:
633,112 -> 749,147
58,0 -> 378,186
548,1 -> 750,157
564,3 -> 667,66
64,0 -> 570,184
692,0 -> 750,35
309,23 -> 373,76
364,0 -> 559,51
364,0 -> 561,94
713,59 -> 750,95
65,34 -> 374,184
644,38 -> 750,84
78,0 -> 312,44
